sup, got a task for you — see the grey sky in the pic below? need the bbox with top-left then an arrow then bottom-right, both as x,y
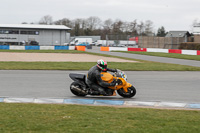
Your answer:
0,0 -> 200,32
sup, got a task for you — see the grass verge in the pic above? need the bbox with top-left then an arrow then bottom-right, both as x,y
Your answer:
0,50 -> 200,71
117,51 -> 200,61
0,62 -> 200,71
0,103 -> 200,133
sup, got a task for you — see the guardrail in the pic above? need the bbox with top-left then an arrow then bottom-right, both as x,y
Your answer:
101,47 -> 200,55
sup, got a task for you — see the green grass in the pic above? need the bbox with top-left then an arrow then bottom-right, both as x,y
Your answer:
117,51 -> 200,61
0,50 -> 200,71
0,61 -> 200,71
0,103 -> 200,133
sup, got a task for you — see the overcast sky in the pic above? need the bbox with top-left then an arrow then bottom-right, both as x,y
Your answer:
0,0 -> 200,32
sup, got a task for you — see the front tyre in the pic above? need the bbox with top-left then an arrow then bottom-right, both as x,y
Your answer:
70,81 -> 87,97
117,86 -> 136,98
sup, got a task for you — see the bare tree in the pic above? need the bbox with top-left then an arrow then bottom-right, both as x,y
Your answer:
137,21 -> 144,35
144,20 -> 154,36
39,15 -> 53,25
122,21 -> 131,34
54,18 -> 72,28
41,15 -> 157,37
86,16 -> 102,30
103,19 -> 113,30
192,19 -> 200,26
21,22 -> 28,24
71,18 -> 88,36
130,19 -> 138,35
112,19 -> 124,34
73,19 -> 81,36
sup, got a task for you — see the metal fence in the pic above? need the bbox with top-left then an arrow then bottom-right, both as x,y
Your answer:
105,34 -> 195,49
138,36 -> 188,49
194,35 -> 200,42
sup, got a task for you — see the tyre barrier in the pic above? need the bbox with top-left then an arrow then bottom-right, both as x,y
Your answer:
0,45 -> 86,51
101,47 -> 200,55
0,97 -> 200,109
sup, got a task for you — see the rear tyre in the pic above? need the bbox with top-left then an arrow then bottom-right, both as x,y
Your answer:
70,81 -> 87,97
117,86 -> 136,98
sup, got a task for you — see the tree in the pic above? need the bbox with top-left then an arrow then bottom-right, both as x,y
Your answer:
21,22 -> 28,24
112,19 -> 124,34
101,19 -> 113,39
157,26 -> 167,37
37,15 -> 158,38
144,20 -> 154,36
54,18 -> 72,28
137,21 -> 145,35
192,19 -> 200,26
129,19 -> 138,35
72,19 -> 83,36
86,16 -> 102,31
103,19 -> 113,31
39,15 -> 53,25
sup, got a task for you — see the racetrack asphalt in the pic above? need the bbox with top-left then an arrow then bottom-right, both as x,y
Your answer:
86,46 -> 200,67
1,70 -> 200,102
0,70 -> 200,103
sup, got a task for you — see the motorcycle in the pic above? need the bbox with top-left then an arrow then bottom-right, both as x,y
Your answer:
69,69 -> 136,98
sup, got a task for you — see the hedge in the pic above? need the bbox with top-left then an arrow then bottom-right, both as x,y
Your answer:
179,42 -> 200,50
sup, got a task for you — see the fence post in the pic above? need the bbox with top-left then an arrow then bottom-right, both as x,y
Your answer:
171,34 -> 173,49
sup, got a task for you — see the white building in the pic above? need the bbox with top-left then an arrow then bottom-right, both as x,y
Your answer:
193,25 -> 200,35
0,24 -> 71,45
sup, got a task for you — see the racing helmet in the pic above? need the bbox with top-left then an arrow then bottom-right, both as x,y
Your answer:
97,59 -> 107,71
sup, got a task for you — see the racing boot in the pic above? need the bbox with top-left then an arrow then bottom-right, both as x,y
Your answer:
105,89 -> 114,96
88,89 -> 100,95
98,88 -> 108,96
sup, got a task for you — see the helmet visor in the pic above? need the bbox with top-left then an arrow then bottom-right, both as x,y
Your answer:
100,64 -> 107,71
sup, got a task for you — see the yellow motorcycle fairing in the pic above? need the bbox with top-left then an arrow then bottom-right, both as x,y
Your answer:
100,72 -> 132,93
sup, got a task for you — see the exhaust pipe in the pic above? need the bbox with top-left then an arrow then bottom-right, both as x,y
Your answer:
71,85 -> 87,94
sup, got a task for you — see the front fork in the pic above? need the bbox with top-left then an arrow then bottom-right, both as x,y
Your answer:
122,82 -> 132,92
109,77 -> 133,93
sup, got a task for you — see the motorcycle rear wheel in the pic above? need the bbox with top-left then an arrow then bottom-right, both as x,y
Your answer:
117,86 -> 136,98
70,81 -> 87,97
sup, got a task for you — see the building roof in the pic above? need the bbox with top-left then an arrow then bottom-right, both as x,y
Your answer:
0,24 -> 71,30
165,31 -> 190,37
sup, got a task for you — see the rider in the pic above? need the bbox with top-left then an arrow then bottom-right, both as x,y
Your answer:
86,59 -> 117,95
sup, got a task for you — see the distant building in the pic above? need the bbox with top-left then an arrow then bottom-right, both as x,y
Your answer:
0,24 -> 71,45
165,31 -> 191,38
193,25 -> 200,42
193,25 -> 200,35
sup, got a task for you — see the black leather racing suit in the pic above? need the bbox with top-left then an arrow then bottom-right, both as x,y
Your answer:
86,65 -> 117,95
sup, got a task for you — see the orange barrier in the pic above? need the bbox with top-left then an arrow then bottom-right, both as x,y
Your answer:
100,47 -> 109,51
75,46 -> 86,51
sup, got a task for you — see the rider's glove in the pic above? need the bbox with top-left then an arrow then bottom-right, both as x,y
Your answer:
110,80 -> 117,86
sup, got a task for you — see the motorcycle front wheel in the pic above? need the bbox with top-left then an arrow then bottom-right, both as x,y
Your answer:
70,81 -> 87,97
117,86 -> 136,98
